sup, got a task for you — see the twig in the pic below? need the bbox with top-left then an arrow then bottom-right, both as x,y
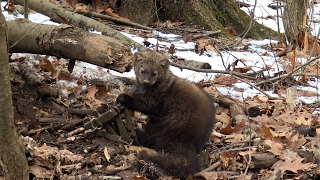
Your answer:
276,0 -> 281,41
176,30 -> 221,41
225,146 -> 255,152
237,73 -> 281,99
235,0 -> 257,46
255,24 -> 320,87
66,127 -> 85,137
24,0 -> 28,19
201,160 -> 222,172
243,95 -> 252,179
144,0 -> 173,25
309,25 -> 320,57
255,55 -> 320,86
218,45 -> 280,100
154,0 -> 159,21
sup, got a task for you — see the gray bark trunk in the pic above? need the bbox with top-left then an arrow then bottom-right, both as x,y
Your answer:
0,11 -> 29,180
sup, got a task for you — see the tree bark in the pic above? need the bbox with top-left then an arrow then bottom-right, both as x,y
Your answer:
283,0 -> 308,44
8,19 -> 133,72
0,11 -> 29,180
119,0 -> 278,39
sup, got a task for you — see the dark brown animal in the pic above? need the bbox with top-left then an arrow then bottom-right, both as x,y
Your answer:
117,51 -> 215,178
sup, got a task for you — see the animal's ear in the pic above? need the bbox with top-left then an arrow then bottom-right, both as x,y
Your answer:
160,58 -> 170,69
133,52 -> 143,64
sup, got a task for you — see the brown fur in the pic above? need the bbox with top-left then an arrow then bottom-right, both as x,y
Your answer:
117,51 -> 216,178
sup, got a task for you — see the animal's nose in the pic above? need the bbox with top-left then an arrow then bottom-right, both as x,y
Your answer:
143,79 -> 150,84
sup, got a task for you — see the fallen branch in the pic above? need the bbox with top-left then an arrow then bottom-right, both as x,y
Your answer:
170,61 -> 257,80
176,30 -> 221,41
213,94 -> 250,125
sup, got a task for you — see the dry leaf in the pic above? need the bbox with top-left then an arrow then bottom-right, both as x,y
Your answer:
264,139 -> 284,156
251,114 -> 282,126
74,3 -> 88,13
40,56 -> 56,74
225,26 -> 236,35
257,125 -> 273,139
272,157 -> 316,173
168,44 -> 175,54
287,133 -> 307,149
86,85 -> 97,101
233,66 -> 252,73
58,71 -> 72,81
220,151 -> 237,170
90,153 -> 102,164
220,119 -> 246,135
60,149 -> 84,164
295,115 -> 311,125
184,35 -> 194,43
214,74 -> 238,85
216,111 -> 231,124
104,8 -> 120,18
253,96 -> 268,102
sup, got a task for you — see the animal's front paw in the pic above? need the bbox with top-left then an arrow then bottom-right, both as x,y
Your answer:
116,93 -> 131,105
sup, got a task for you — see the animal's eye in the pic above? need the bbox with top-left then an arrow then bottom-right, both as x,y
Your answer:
140,70 -> 145,75
153,72 -> 158,76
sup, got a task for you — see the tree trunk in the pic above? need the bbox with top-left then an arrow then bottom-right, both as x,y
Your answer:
119,0 -> 278,39
283,0 -> 308,44
0,11 -> 29,180
8,19 -> 133,72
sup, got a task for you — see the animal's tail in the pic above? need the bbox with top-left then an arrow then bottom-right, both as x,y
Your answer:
137,148 -> 201,178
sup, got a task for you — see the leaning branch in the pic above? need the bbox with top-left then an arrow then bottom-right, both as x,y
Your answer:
13,0 -> 147,51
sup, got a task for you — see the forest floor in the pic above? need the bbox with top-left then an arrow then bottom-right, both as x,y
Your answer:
1,0 -> 320,180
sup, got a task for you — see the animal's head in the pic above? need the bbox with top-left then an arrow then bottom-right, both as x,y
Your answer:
133,51 -> 170,86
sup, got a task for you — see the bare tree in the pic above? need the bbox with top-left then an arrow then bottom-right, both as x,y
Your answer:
0,10 -> 29,180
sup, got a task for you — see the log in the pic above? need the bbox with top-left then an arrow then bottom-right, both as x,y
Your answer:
8,19 -> 132,72
214,94 -> 260,121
